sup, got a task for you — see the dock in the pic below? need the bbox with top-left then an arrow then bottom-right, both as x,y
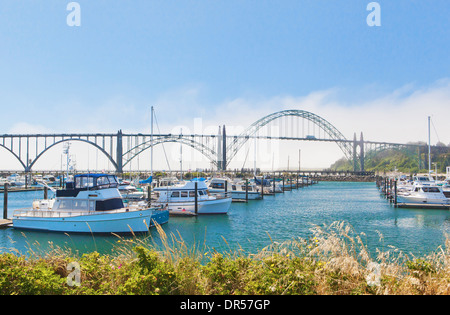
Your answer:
169,210 -> 197,217
0,187 -> 44,193
0,219 -> 12,228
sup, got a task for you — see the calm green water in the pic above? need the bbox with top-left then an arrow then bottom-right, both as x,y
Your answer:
1,182 -> 450,257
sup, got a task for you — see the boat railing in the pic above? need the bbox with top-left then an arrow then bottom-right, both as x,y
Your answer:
12,207 -> 144,218
13,208 -> 97,218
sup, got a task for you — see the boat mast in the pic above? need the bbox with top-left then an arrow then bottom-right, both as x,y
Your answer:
180,128 -> 183,181
151,106 -> 154,179
428,116 -> 431,176
254,135 -> 257,177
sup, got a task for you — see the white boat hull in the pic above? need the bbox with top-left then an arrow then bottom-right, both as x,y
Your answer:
396,195 -> 450,205
13,208 -> 169,233
209,189 -> 262,200
230,191 -> 262,200
160,197 -> 232,214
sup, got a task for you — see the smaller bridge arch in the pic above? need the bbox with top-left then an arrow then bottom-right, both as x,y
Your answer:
0,143 -> 27,170
29,138 -> 119,171
122,135 -> 219,169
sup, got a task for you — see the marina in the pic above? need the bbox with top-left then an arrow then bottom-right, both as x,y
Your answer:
2,178 -> 450,258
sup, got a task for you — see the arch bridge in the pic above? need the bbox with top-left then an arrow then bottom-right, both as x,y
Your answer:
0,110 -> 434,173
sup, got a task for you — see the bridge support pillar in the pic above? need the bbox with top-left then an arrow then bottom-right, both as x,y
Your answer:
116,130 -> 123,174
222,125 -> 227,171
352,132 -> 365,172
353,133 -> 358,172
360,132 -> 365,172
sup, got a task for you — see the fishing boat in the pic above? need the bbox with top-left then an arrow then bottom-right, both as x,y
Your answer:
13,173 -> 169,233
154,179 -> 232,214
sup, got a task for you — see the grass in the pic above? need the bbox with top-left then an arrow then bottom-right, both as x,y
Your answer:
1,221 -> 450,295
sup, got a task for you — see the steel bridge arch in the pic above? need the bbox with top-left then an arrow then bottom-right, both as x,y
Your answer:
0,144 -> 27,170
28,138 -> 119,171
122,135 -> 218,169
226,109 -> 353,166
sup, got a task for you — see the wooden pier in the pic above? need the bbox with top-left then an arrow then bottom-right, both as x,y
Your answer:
169,210 -> 197,217
0,219 -> 12,228
0,187 -> 44,193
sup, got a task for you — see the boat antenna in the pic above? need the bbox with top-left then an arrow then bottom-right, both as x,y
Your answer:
180,128 -> 183,181
428,116 -> 431,176
151,106 -> 154,178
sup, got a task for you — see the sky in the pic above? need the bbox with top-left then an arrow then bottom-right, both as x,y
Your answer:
1,0 -> 450,172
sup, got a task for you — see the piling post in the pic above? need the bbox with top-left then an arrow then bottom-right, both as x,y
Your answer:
273,176 -> 276,193
245,178 -> 249,202
261,176 -> 264,199
3,183 -> 8,220
394,180 -> 398,207
147,185 -> 152,206
282,176 -> 285,193
44,186 -> 48,200
194,181 -> 198,214
384,178 -> 387,197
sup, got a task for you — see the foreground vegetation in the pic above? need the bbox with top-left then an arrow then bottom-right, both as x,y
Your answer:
1,222 -> 450,295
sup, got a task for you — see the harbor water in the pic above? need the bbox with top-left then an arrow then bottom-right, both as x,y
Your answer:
2,181 -> 450,257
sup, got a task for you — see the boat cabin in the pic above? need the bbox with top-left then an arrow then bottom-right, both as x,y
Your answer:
413,186 -> 441,193
155,180 -> 211,202
54,174 -> 124,211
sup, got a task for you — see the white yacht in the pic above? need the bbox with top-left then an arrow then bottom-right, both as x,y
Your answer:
208,177 -> 262,200
396,182 -> 449,205
154,179 -> 231,214
13,174 -> 169,233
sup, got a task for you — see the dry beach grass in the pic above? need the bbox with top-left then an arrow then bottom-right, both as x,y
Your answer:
1,221 -> 449,295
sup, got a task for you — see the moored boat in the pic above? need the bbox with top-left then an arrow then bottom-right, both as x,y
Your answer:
13,173 -> 169,233
208,177 -> 262,200
154,179 -> 231,214
396,182 -> 450,206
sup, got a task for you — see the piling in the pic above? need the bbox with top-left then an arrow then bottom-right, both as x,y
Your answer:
44,186 -> 48,200
147,185 -> 152,206
261,178 -> 264,199
3,183 -> 8,220
394,179 -> 398,207
245,178 -> 249,203
194,181 -> 198,214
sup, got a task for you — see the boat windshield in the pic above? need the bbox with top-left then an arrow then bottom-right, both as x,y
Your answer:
422,187 -> 441,193
74,174 -> 119,190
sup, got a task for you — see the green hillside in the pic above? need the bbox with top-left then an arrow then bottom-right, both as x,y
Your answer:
330,143 -> 450,174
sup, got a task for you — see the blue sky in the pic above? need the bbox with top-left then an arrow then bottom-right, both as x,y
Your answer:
1,0 -> 450,170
